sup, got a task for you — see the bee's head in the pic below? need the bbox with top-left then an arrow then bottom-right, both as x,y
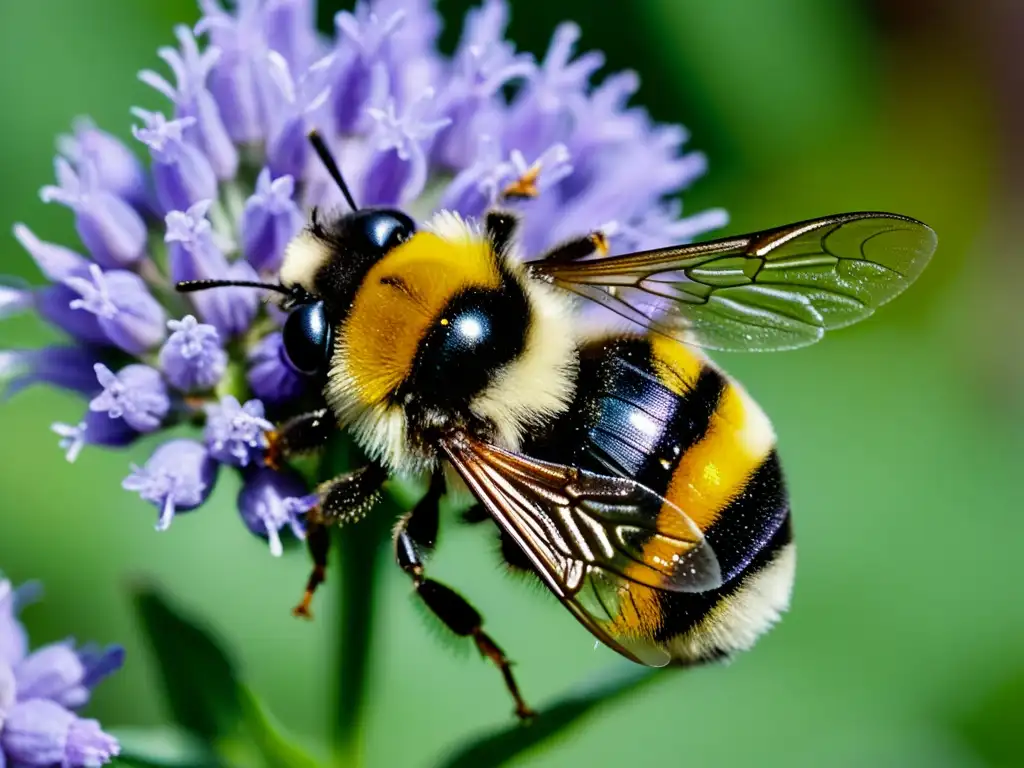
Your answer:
175,131 -> 416,378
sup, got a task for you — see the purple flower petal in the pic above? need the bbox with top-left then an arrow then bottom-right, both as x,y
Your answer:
164,199 -> 222,281
0,580 -> 42,669
39,157 -> 147,269
329,2 -> 408,134
14,641 -> 90,708
88,363 -> 169,433
0,699 -> 119,767
132,109 -> 217,213
247,331 -> 307,405
242,169 -> 304,272
58,118 -> 150,211
0,281 -> 35,321
64,264 -> 167,355
615,199 -> 729,253
431,0 -> 534,170
35,283 -> 110,348
195,0 -> 321,144
12,225 -> 89,283
52,409 -> 139,464
439,133 -> 508,218
165,201 -> 258,337
363,92 -> 450,205
76,644 -> 125,691
0,660 -> 15,723
204,395 -> 273,467
123,439 -> 217,530
140,25 -> 238,181
158,315 -> 227,392
262,0 -> 320,74
504,22 -> 604,161
263,49 -> 335,179
237,467 -> 311,556
0,346 -> 101,400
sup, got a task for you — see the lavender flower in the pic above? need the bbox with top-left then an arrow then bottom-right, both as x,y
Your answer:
247,331 -> 306,404
58,118 -> 149,211
242,169 -> 305,272
165,201 -> 259,336
204,395 -> 274,467
238,468 -> 315,555
140,25 -> 239,181
132,110 -> 217,213
51,411 -> 139,464
64,264 -> 167,355
0,346 -> 100,400
40,158 -> 148,269
2,0 -> 725,552
12,224 -> 89,282
159,315 -> 227,392
0,280 -> 35,321
89,363 -> 170,433
123,440 -> 218,530
0,578 -> 123,767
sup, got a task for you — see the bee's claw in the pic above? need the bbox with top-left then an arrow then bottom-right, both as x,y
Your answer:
264,430 -> 283,471
292,591 -> 315,620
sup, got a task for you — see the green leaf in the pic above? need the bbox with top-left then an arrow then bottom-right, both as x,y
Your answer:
233,687 -> 323,768
434,662 -> 661,768
131,584 -> 244,742
111,725 -> 219,767
131,584 -> 325,768
952,663 -> 1024,767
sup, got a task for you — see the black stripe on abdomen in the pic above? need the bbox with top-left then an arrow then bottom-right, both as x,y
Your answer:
653,454 -> 792,643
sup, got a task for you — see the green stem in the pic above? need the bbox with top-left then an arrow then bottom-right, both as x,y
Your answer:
319,439 -> 393,768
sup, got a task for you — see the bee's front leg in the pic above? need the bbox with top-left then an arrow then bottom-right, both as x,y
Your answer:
264,408 -> 336,470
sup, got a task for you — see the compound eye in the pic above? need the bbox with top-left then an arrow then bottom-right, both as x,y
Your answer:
353,209 -> 416,253
282,301 -> 332,375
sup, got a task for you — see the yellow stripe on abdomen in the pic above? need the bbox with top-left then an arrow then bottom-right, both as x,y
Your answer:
608,338 -> 718,640
665,377 -> 776,532
648,334 -> 704,396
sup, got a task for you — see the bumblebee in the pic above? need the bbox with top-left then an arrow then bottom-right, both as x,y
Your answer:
179,132 -> 936,719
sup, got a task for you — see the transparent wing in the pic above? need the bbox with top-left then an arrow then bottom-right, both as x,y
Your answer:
441,434 -> 723,667
527,212 -> 937,352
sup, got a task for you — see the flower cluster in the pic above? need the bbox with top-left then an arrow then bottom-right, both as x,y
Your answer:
2,0 -> 725,552
0,577 -> 123,767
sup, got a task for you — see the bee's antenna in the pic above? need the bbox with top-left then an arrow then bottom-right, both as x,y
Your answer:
176,279 -> 292,296
308,129 -> 360,213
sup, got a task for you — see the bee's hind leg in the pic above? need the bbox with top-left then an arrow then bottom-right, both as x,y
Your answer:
394,471 -> 536,721
293,462 -> 389,618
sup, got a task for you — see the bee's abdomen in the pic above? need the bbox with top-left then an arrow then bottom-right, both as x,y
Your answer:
525,334 -> 794,660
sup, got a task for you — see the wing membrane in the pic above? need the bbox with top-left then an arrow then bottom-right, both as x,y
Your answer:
528,212 -> 937,352
441,434 -> 723,667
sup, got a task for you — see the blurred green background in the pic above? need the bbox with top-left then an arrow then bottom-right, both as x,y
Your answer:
1,0 -> 1022,766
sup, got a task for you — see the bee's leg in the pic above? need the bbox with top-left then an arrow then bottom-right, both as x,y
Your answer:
293,520 -> 330,619
314,462 -> 389,525
265,408 -> 336,470
292,462 -> 389,618
484,210 -> 519,256
394,484 -> 535,721
535,231 -> 610,264
393,469 -> 445,552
